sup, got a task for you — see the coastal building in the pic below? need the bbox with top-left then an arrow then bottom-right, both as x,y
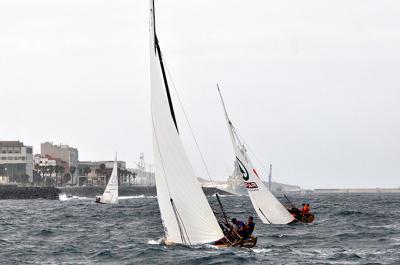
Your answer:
79,160 -> 127,171
41,142 -> 78,172
78,160 -> 127,186
34,154 -> 56,167
0,141 -> 33,183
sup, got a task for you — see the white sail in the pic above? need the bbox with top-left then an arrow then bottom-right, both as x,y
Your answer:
149,0 -> 224,245
101,154 -> 119,204
218,87 -> 294,224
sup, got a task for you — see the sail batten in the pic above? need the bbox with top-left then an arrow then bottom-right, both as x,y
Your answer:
218,87 -> 294,225
150,0 -> 224,244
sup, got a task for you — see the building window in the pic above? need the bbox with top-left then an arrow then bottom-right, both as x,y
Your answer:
26,147 -> 32,154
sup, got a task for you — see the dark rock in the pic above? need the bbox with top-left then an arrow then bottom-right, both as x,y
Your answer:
58,186 -> 232,197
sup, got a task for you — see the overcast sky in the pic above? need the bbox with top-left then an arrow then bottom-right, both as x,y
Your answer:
1,0 -> 399,188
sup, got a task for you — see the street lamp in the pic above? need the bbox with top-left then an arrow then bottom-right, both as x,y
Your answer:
4,167 -> 8,183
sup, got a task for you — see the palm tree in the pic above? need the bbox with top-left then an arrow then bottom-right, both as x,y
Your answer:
39,165 -> 47,186
47,165 -> 54,178
70,166 -> 76,186
33,164 -> 40,186
63,173 -> 71,184
54,165 -> 60,184
60,166 -> 65,185
83,166 -> 91,176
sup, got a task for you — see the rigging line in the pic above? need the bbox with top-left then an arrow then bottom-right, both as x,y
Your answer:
162,57 -> 214,185
258,208 -> 272,224
171,199 -> 186,244
151,114 -> 188,244
170,198 -> 192,245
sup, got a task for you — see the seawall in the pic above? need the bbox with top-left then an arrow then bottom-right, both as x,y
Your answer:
0,186 -> 61,200
59,186 -> 232,197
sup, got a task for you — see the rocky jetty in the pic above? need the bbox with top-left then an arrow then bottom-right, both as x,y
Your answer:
0,186 -> 61,200
59,186 -> 232,197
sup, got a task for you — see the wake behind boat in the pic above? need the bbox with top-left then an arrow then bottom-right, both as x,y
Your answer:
149,0 -> 256,248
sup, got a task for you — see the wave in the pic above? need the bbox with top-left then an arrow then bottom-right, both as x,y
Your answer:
59,193 -> 88,201
119,195 -> 157,200
147,238 -> 164,245
251,248 -> 272,254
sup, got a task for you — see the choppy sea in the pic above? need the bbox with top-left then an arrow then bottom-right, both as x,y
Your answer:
0,193 -> 399,264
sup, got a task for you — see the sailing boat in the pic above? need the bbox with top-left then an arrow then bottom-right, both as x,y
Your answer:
95,154 -> 118,204
149,0 -> 256,247
218,86 -> 295,225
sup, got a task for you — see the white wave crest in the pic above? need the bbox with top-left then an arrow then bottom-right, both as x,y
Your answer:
147,238 -> 164,245
251,248 -> 272,254
59,193 -> 88,201
119,195 -> 157,200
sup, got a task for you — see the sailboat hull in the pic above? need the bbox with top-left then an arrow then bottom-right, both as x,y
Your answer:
213,236 -> 257,248
288,212 -> 315,224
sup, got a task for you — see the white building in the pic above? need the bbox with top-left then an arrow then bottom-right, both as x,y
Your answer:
34,154 -> 57,167
0,141 -> 34,183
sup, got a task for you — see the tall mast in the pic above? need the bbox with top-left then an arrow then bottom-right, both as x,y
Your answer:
151,0 -> 179,133
149,0 -> 224,244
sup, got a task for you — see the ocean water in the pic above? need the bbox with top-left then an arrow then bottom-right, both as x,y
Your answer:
0,193 -> 399,265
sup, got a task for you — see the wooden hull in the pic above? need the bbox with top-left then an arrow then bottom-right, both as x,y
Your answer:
302,213 -> 315,223
213,236 -> 257,248
162,237 -> 257,249
289,213 -> 315,224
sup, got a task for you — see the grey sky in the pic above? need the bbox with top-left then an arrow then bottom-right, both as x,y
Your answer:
1,0 -> 399,188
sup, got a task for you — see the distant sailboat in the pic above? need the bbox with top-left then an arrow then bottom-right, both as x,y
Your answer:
95,154 -> 118,204
218,86 -> 294,225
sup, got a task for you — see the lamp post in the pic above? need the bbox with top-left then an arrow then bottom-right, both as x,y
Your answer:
4,167 -> 7,183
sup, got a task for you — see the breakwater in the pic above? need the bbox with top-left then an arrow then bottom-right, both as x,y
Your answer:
314,188 -> 400,193
59,186 -> 232,197
0,186 -> 60,200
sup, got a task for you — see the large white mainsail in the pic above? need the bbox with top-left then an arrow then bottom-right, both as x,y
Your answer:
149,0 -> 224,244
100,154 -> 119,204
218,87 -> 294,224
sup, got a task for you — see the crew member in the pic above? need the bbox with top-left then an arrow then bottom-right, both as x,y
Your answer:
243,216 -> 255,237
301,203 -> 307,214
231,218 -> 245,231
305,203 -> 311,214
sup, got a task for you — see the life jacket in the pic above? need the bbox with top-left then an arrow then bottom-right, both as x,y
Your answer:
245,222 -> 255,234
235,221 -> 245,230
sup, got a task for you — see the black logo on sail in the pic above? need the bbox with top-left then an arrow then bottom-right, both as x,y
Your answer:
236,157 -> 249,181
